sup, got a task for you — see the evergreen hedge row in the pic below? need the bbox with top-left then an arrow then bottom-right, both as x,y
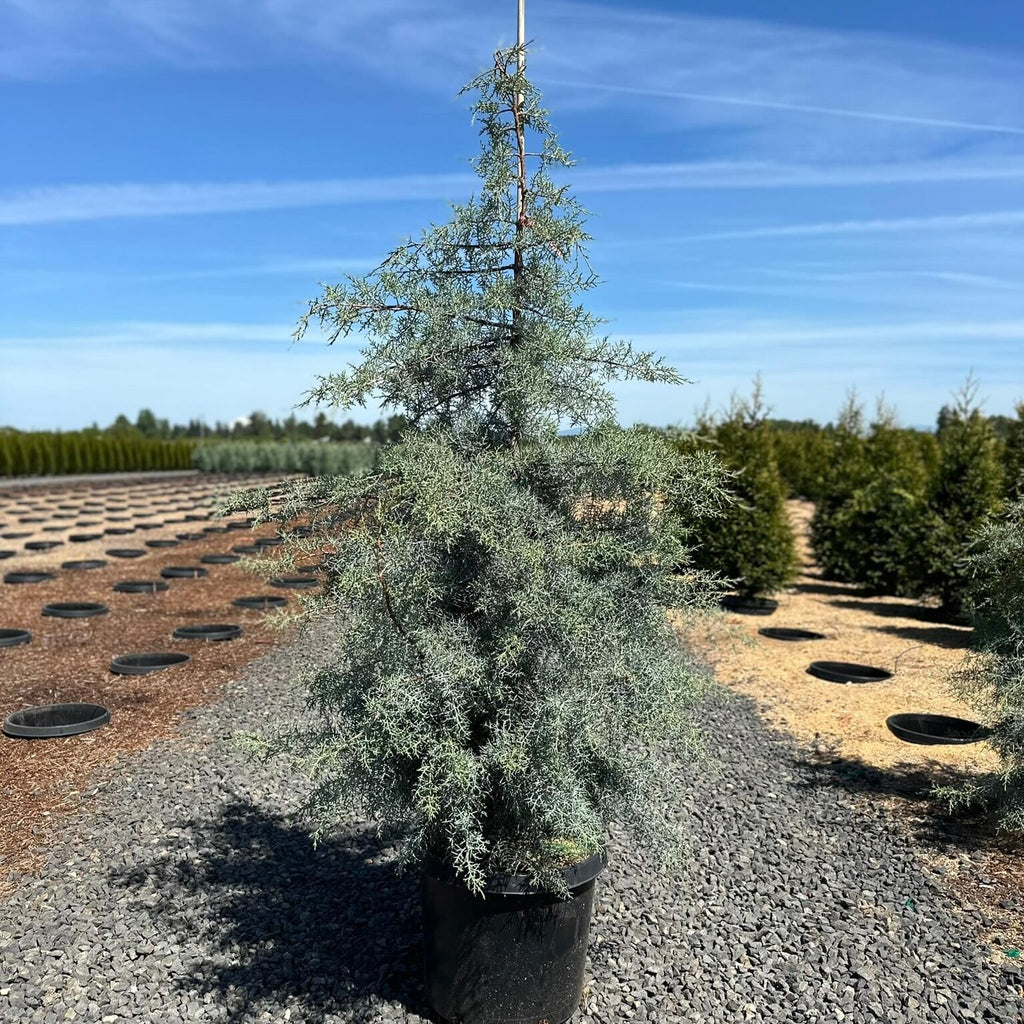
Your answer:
0,431 -> 194,477
810,386 -> 1006,614
192,440 -> 378,476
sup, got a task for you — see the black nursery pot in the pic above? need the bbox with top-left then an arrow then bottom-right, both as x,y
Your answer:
720,594 -> 778,616
421,853 -> 604,1024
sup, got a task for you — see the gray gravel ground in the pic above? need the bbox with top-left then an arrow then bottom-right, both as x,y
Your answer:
1,619 -> 1021,1023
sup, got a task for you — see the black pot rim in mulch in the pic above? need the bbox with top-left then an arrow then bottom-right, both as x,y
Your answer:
160,566 -> 209,579
201,526 -> 228,534
232,595 -> 288,611
145,539 -> 179,548
807,660 -> 893,684
200,554 -> 240,565
231,544 -> 260,554
0,550 -> 15,560
759,627 -> 827,642
176,532 -> 206,541
61,559 -> 108,571
104,528 -> 136,536
886,713 -> 992,746
226,520 -> 256,530
4,571 -> 57,585
3,702 -> 110,739
106,549 -> 147,559
295,563 -> 326,574
720,594 -> 779,616
172,623 -> 243,641
69,533 -> 103,543
24,540 -> 64,551
42,602 -> 110,619
110,651 -> 191,675
0,628 -> 32,648
254,536 -> 284,547
112,580 -> 169,594
268,576 -> 320,590
184,514 -> 209,521
2,531 -> 32,539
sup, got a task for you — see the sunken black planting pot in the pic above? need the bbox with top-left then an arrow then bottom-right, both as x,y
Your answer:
421,853 -> 604,1024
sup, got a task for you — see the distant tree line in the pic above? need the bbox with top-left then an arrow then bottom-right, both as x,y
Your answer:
97,408 -> 407,444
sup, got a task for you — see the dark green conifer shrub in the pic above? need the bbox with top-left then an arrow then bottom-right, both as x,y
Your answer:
229,47 -> 726,893
678,385 -> 798,597
810,394 -> 871,583
937,502 -> 1024,833
813,402 -> 941,595
927,381 -> 1005,613
1004,401 -> 1024,501
770,421 -> 833,501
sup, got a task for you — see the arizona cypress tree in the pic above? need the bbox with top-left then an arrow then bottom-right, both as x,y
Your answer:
233,46 -> 725,893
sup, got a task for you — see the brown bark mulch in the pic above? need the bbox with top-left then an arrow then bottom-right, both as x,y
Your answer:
0,475 -> 311,897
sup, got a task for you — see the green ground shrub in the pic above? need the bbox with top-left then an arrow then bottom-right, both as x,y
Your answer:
193,440 -> 378,476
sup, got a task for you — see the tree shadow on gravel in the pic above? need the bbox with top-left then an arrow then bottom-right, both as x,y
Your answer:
792,743 -> 1009,853
864,622 -> 973,650
790,579 -> 868,598
830,598 -> 957,624
109,798 -> 435,1024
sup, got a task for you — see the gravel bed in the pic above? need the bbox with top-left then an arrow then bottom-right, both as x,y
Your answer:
0,621 -> 1021,1023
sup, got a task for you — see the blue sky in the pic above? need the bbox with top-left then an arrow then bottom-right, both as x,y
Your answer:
2,0 -> 1023,431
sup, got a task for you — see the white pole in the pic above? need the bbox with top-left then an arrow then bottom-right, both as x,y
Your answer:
515,0 -> 527,226
517,0 -> 526,113
517,0 -> 525,70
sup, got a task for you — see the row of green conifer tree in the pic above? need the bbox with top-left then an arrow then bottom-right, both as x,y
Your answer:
665,380 -> 1022,613
0,431 -> 195,477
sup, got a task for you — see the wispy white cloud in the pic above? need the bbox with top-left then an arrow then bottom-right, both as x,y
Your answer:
3,1 -> 1023,163
0,321 -> 295,350
537,78 -> 1024,137
0,176 -> 475,226
640,209 -> 1024,245
753,267 -> 1022,290
5,159 -> 1024,226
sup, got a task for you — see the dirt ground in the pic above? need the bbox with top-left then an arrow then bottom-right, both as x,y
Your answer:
681,501 -> 997,775
678,500 -> 1022,953
0,474 -> 317,895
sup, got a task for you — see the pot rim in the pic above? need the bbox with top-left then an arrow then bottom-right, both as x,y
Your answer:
422,850 -> 606,895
